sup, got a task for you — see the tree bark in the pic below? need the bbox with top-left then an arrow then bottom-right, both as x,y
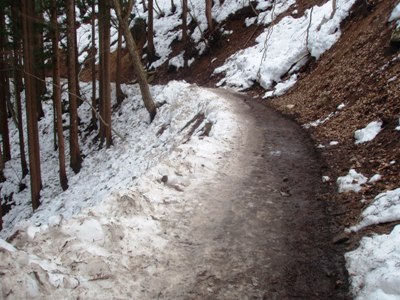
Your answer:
147,0 -> 157,63
33,1 -> 45,120
98,0 -> 112,147
116,26 -> 126,105
113,0 -> 157,122
51,0 -> 68,191
0,6 -> 11,162
91,0 -> 97,128
205,0 -> 213,31
22,0 -> 42,210
11,1 -> 28,178
67,0 -> 82,173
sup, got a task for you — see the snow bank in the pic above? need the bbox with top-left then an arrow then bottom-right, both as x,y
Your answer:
354,120 -> 383,144
215,0 -> 357,96
0,81 -> 243,298
1,81 -> 238,239
336,169 -> 368,193
348,188 -> 400,232
346,225 -> 400,300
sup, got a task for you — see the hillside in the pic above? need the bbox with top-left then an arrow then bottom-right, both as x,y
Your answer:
0,0 -> 399,298
152,0 -> 400,297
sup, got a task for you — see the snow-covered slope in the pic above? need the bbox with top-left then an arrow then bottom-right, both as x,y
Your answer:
0,81 -> 244,298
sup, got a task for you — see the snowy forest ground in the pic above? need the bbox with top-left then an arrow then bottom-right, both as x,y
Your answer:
1,0 -> 400,299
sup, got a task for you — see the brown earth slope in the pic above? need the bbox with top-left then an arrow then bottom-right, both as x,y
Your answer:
269,0 -> 400,246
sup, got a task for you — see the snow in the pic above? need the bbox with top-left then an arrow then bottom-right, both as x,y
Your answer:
368,174 -> 382,183
0,81 -> 244,297
1,81 -> 239,238
336,169 -> 368,193
396,118 -> 400,130
346,225 -> 400,300
389,3 -> 400,28
348,188 -> 400,232
354,120 -> 383,144
215,0 -> 357,96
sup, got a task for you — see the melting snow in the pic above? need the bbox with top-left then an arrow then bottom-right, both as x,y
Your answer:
337,169 -> 368,193
354,120 -> 383,144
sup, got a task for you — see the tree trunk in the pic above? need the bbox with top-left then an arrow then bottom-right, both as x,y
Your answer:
52,0 -> 68,191
67,0 -> 82,173
205,0 -> 213,31
147,0 -> 157,63
0,7 -> 11,162
116,26 -> 126,105
34,1 -> 45,120
99,0 -> 112,147
91,0 -> 97,128
11,2 -> 28,178
182,0 -> 188,67
113,0 -> 157,122
103,0 -> 112,147
22,0 -> 42,210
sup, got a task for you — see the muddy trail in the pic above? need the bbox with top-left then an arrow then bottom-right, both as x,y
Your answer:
146,89 -> 349,299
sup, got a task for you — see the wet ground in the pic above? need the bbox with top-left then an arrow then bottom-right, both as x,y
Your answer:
146,89 -> 349,299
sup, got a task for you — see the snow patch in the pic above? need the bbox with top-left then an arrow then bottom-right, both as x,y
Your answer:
354,120 -> 383,144
346,225 -> 400,299
348,188 -> 400,232
337,169 -> 368,193
215,0 -> 357,95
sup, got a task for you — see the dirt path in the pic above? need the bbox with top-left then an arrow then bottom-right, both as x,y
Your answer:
143,89 -> 349,299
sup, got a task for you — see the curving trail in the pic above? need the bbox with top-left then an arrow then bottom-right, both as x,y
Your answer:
145,89 -> 349,299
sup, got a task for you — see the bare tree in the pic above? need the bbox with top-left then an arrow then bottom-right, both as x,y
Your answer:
22,0 -> 42,210
113,0 -> 157,122
66,0 -> 82,173
51,0 -> 68,191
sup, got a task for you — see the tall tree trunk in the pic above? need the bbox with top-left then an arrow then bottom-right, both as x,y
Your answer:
147,0 -> 157,63
182,0 -> 188,67
205,0 -> 213,31
91,0 -> 97,128
34,1 -> 45,120
22,0 -> 42,210
98,0 -> 105,142
67,0 -> 82,173
116,26 -> 126,105
0,6 -> 11,162
13,43 -> 29,178
51,0 -> 68,191
103,0 -> 112,147
99,0 -> 112,147
11,1 -> 28,178
113,0 -> 157,122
